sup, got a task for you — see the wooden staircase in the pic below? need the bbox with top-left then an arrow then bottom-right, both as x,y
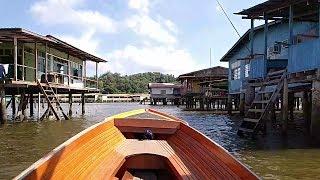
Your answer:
237,69 -> 286,136
37,79 -> 69,120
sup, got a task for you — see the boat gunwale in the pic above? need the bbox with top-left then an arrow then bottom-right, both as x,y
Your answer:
14,108 -> 259,179
177,123 -> 260,179
14,109 -> 149,180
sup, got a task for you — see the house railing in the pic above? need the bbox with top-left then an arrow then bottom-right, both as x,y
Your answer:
84,78 -> 98,89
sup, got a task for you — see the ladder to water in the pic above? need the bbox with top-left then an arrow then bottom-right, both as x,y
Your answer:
237,69 -> 286,136
37,79 -> 69,120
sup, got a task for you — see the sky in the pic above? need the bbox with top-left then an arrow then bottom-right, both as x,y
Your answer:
1,0 -> 266,76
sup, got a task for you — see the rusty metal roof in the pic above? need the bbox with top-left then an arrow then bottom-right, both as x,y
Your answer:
178,66 -> 228,79
236,0 -> 319,21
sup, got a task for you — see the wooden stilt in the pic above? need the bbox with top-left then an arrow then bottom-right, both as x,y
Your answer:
69,93 -> 73,117
200,98 -> 204,110
12,95 -> 16,119
282,77 -> 289,135
38,93 -> 41,119
40,107 -> 50,121
16,90 -> 27,121
21,93 -> 28,118
227,94 -> 232,115
288,92 -> 294,121
245,85 -> 255,113
29,94 -> 34,117
239,93 -> 245,116
0,85 -> 6,124
311,80 -> 320,139
270,102 -> 276,126
81,93 -> 85,115
303,91 -> 311,132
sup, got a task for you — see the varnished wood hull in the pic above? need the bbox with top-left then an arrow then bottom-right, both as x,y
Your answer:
15,109 -> 259,180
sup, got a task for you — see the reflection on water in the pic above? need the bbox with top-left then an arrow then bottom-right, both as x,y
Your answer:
0,103 -> 320,179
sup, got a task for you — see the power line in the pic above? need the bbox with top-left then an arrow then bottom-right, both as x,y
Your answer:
215,0 -> 251,54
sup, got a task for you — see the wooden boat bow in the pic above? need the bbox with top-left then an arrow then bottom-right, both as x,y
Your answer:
15,109 -> 259,180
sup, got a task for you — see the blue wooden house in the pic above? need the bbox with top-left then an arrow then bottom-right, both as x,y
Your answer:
220,21 -> 316,94
220,0 -> 320,138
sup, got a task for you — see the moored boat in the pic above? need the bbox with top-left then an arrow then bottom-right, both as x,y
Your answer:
15,109 -> 258,180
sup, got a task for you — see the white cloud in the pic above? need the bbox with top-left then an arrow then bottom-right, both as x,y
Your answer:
126,0 -> 178,44
30,0 -> 116,34
128,0 -> 150,14
57,29 -> 99,56
126,14 -> 177,44
163,19 -> 178,34
29,0 -> 198,77
104,45 -> 198,76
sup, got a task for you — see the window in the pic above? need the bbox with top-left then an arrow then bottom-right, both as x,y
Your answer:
160,90 -> 166,95
231,61 -> 241,80
232,67 -> 241,80
273,43 -> 281,54
245,63 -> 250,78
71,62 -> 83,78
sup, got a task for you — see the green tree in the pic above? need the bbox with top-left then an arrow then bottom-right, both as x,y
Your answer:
98,72 -> 179,94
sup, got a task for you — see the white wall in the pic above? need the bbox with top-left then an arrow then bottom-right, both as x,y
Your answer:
150,88 -> 174,95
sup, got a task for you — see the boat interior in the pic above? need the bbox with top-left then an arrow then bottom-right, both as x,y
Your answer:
16,109 -> 257,180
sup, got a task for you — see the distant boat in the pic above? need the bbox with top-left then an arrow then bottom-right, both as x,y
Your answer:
15,109 -> 258,179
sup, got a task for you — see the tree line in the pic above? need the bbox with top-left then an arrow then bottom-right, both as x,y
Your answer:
98,72 -> 178,94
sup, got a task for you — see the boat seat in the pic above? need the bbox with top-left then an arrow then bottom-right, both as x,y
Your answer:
116,139 -> 197,179
114,118 -> 180,135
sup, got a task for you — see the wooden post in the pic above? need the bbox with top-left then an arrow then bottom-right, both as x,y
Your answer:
0,85 -> 6,124
245,85 -> 255,113
303,91 -> 311,132
29,94 -> 34,117
81,93 -> 85,115
311,80 -> 320,139
38,93 -> 41,119
45,43 -> 48,81
282,77 -> 289,135
12,95 -> 16,119
239,93 -> 245,116
263,13 -> 268,76
68,92 -> 72,117
96,62 -> 99,89
13,36 -> 18,81
34,42 -> 38,81
319,4 -> 320,37
250,18 -> 254,56
67,54 -> 70,86
289,92 -> 295,121
83,61 -> 86,88
200,98 -> 204,110
22,43 -> 25,81
270,102 -> 276,126
227,94 -> 232,115
288,5 -> 293,70
21,91 -> 27,118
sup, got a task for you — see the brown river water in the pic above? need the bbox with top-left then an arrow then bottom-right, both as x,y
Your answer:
0,103 -> 320,179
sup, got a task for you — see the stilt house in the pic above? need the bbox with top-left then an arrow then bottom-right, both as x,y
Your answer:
220,0 -> 320,138
0,28 -> 106,122
178,66 -> 228,111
